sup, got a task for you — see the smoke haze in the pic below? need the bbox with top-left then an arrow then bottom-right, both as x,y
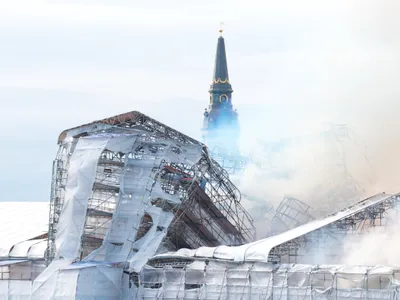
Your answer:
229,1 -> 400,238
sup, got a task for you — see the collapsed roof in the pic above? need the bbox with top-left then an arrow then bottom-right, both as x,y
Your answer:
150,192 -> 399,263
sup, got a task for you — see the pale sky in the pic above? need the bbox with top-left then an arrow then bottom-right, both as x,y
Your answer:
1,0 -> 400,202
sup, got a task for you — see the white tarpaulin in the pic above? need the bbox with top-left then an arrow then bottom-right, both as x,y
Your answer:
55,136 -> 110,260
75,264 -> 123,298
31,260 -> 71,299
84,136 -> 202,273
137,262 -> 400,300
9,239 -> 46,258
0,260 -> 123,299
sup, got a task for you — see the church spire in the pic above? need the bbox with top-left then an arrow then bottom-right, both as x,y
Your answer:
209,28 -> 233,94
202,26 -> 239,155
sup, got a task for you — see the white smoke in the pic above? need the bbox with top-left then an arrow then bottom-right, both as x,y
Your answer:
340,207 -> 400,266
298,207 -> 400,266
233,125 -> 376,238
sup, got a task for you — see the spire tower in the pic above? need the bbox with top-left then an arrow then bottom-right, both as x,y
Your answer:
202,27 -> 239,155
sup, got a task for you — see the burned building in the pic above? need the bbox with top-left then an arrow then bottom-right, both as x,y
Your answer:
0,110 -> 255,298
46,110 -> 255,267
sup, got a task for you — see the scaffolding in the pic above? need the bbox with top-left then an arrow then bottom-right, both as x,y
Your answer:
209,146 -> 249,175
270,196 -> 315,235
46,142 -> 72,263
267,193 -> 400,264
309,124 -> 368,215
164,156 -> 254,249
0,261 -> 45,282
46,111 -> 255,266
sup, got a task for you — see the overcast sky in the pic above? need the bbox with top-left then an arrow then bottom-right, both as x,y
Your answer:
1,0 -> 400,202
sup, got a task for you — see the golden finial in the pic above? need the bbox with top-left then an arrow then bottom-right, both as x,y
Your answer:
219,22 -> 225,35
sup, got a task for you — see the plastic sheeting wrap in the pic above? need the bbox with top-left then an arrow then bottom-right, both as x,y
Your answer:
0,279 -> 32,300
0,260 -> 122,300
0,281 -> 7,300
84,136 -> 202,273
31,260 -> 72,299
9,239 -> 46,258
127,207 -> 174,272
74,264 -> 123,298
137,261 -> 400,300
56,136 -> 110,260
0,281 -> 32,300
9,281 -> 32,299
27,240 -> 48,259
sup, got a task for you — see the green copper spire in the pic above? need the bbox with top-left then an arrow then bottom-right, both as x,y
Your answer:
209,30 -> 233,94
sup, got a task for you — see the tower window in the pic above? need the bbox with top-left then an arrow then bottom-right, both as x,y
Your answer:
219,94 -> 228,102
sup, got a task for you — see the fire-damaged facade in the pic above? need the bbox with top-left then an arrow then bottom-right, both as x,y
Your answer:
46,110 -> 255,269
